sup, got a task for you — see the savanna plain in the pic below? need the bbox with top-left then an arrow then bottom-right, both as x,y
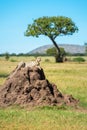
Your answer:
0,56 -> 87,130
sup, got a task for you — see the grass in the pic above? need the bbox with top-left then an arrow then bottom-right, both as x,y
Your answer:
0,106 -> 87,130
0,56 -> 87,130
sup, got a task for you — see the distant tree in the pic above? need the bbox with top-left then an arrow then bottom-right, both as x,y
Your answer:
84,42 -> 87,55
5,52 -> 10,60
17,53 -> 24,56
85,47 -> 87,56
46,47 -> 57,56
84,42 -> 87,46
25,16 -> 78,62
11,53 -> 17,56
46,47 -> 66,61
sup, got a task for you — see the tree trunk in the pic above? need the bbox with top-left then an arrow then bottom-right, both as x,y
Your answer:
50,37 -> 63,62
55,54 -> 63,62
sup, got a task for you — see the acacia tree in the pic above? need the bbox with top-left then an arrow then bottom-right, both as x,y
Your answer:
25,16 -> 78,62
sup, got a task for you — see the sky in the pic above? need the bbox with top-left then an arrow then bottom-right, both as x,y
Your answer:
0,0 -> 87,54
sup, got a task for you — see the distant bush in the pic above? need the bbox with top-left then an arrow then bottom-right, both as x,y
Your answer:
73,57 -> 85,63
45,59 -> 50,62
10,59 -> 17,62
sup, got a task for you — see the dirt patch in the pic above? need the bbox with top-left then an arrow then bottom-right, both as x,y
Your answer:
0,63 -> 78,108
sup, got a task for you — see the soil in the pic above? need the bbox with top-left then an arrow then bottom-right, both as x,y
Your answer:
0,63 -> 78,108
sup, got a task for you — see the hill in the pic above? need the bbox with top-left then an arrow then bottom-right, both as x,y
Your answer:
29,44 -> 86,55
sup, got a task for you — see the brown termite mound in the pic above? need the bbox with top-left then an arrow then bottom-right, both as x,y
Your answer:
0,58 -> 78,108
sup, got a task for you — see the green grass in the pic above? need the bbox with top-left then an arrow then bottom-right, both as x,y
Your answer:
0,56 -> 87,130
0,107 -> 87,130
0,106 -> 87,130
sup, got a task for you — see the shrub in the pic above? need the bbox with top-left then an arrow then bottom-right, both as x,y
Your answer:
73,57 -> 85,63
45,59 -> 50,62
10,59 -> 17,62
